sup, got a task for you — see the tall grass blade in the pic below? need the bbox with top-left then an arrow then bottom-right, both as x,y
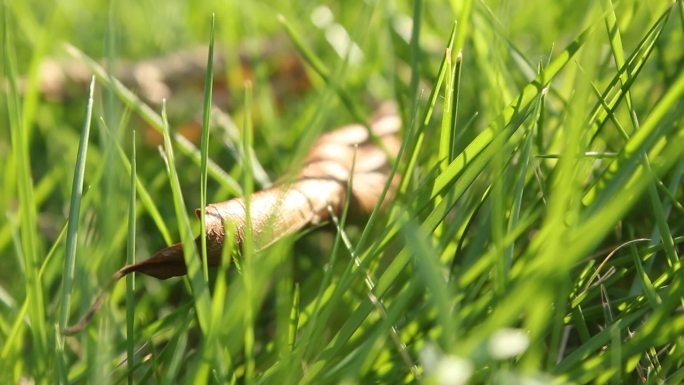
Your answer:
65,45 -> 242,195
159,100 -> 211,333
199,13 -> 216,282
3,6 -> 48,378
57,77 -> 95,326
125,130 -> 136,385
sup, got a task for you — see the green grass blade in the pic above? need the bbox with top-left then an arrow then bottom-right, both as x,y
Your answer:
4,6 -> 48,378
57,76 -> 95,382
199,13 -> 216,282
600,0 -> 679,268
159,100 -> 211,334
588,7 -> 672,142
542,70 -> 684,283
402,217 -> 454,348
438,48 -> 455,172
65,44 -> 242,196
99,116 -> 172,244
125,129 -> 136,385
429,29 -> 587,201
304,23 -> 588,372
241,82 -> 256,385
399,22 -> 457,195
57,76 -> 95,329
3,2 -> 683,383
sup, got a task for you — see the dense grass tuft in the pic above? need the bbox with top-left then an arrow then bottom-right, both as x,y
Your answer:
1,0 -> 683,384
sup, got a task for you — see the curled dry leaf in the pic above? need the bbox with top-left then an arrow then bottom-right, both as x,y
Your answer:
64,102 -> 401,334
125,102 -> 401,279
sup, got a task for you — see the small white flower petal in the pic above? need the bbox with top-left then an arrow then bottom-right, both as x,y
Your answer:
435,355 -> 473,385
488,328 -> 530,360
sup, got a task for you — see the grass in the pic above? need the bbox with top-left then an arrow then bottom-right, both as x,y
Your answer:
1,0 -> 684,384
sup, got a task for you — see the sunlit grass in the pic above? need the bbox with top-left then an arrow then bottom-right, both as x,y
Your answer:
1,0 -> 683,384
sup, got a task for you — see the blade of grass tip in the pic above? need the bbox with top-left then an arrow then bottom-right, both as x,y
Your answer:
429,29 -> 587,202
600,0 -> 633,112
451,0 -> 473,57
534,59 -> 547,152
65,44 -> 242,196
59,76 -> 95,331
314,29 -> 587,364
399,22 -> 457,195
438,48 -> 454,172
434,45 -> 456,244
125,129 -> 136,385
159,99 -> 210,334
450,50 -> 463,161
199,13 -> 216,283
241,82 -> 256,385
522,22 -> 602,355
587,8 -> 671,143
57,75 -> 94,383
4,7 -> 48,376
601,0 -> 679,267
